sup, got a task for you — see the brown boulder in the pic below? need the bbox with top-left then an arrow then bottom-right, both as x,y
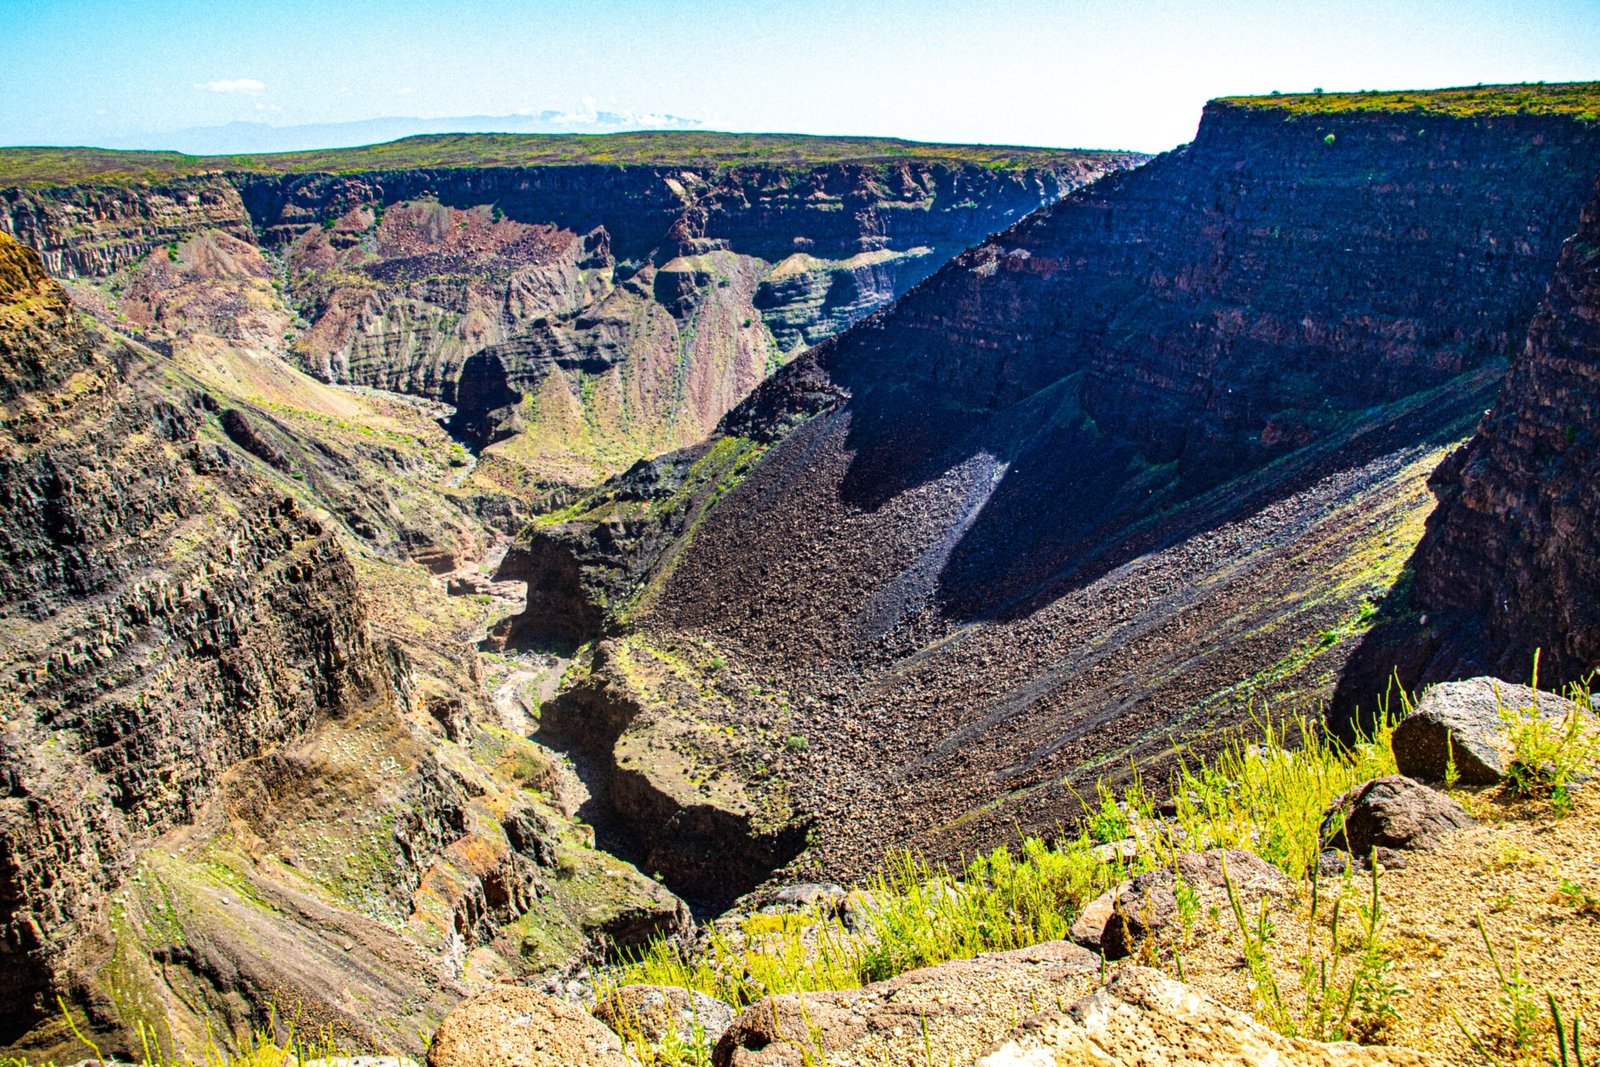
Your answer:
592,984 -> 737,1047
426,987 -> 628,1067
713,940 -> 1100,1067
1099,849 -> 1291,960
1321,776 -> 1474,856
973,966 -> 1426,1065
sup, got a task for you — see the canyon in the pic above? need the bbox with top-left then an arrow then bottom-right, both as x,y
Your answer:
2,136 -> 1135,504
3,85 -> 1600,1062
502,94 -> 1600,885
0,134 -> 1132,1056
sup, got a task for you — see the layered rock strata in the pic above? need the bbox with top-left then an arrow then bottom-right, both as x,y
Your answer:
1407,175 -> 1600,683
503,99 -> 1600,883
2,150 -> 1139,498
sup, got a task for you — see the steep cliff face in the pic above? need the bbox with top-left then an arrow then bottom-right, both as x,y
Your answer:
248,159 -> 1133,496
503,98 -> 1600,885
1375,176 -> 1600,685
0,177 -> 254,276
0,229 -> 685,1058
0,230 -> 393,1032
2,149 -> 1139,502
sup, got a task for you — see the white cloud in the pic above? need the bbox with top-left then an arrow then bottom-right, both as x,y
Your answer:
254,101 -> 283,113
196,78 -> 266,94
396,86 -> 416,95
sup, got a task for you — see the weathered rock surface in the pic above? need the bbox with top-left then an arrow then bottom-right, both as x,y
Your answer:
971,966 -> 1426,1066
425,987 -> 629,1067
1095,850 -> 1292,961
1068,892 -> 1118,954
714,940 -> 1101,1067
1390,677 -> 1578,784
1321,776 -> 1474,856
536,637 -> 808,910
0,228 -> 686,1059
1404,174 -> 1600,686
591,984 -> 737,1048
3,152 -> 1137,499
504,98 -> 1600,882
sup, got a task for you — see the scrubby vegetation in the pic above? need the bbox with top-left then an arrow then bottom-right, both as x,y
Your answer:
0,132 -> 1128,187
19,672 -> 1600,1067
604,670 -> 1600,1066
605,710 -> 1400,1005
1221,81 -> 1600,121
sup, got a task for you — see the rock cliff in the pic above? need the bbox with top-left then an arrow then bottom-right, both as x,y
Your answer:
1338,173 -> 1600,693
0,229 -> 684,1058
2,143 -> 1140,502
503,96 -> 1600,888
0,229 -> 392,1034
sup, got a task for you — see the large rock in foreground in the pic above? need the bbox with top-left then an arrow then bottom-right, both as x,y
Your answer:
714,940 -> 1101,1067
1392,677 -> 1577,785
973,966 -> 1426,1066
425,987 -> 629,1067
1087,849 -> 1292,961
1321,776 -> 1474,856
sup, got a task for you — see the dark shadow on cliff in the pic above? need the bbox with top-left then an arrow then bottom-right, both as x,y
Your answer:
819,313 -> 1503,628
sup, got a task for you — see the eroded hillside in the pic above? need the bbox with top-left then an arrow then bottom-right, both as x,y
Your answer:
502,87 -> 1600,892
1,135 -> 1140,502
0,229 -> 687,1059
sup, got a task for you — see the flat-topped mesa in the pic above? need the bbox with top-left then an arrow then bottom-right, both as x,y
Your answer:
502,84 -> 1600,882
0,134 -> 1142,498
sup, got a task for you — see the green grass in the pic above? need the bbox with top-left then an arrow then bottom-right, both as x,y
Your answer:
0,132 -> 1136,187
16,997 -> 358,1067
604,709 -> 1400,1016
1218,81 -> 1600,121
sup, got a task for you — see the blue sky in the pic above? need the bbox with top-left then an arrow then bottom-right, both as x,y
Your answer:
3,0 -> 1598,153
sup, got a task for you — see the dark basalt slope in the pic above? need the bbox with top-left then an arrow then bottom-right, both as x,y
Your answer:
506,100 -> 1600,881
1337,174 -> 1600,696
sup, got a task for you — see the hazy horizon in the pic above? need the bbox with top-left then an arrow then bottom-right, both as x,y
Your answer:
4,0 -> 1599,155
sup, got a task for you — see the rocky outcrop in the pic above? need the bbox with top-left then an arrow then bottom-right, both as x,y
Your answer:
973,966 -> 1425,1067
537,638 -> 808,910
514,97 -> 1600,880
1403,175 -> 1600,684
425,987 -> 630,1067
0,228 -> 687,1058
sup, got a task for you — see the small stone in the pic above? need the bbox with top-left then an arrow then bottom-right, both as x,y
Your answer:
1091,837 -> 1139,864
1068,890 -> 1117,952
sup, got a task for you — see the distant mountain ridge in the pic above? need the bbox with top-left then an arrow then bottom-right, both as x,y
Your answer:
81,110 -> 706,156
